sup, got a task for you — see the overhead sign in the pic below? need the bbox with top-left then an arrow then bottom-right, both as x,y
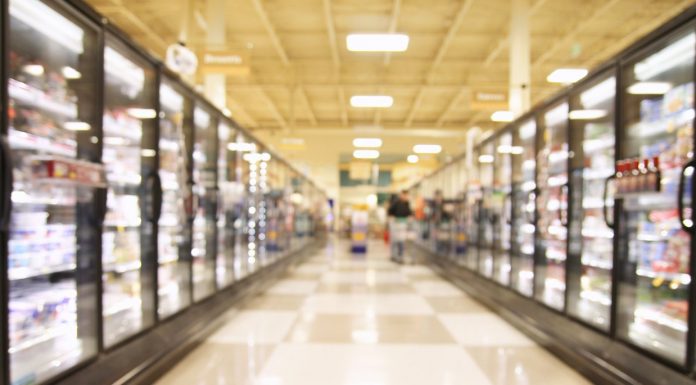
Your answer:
199,50 -> 251,76
471,90 -> 508,110
349,162 -> 372,180
165,43 -> 198,75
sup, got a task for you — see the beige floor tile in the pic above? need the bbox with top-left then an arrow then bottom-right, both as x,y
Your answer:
438,314 -> 536,347
208,311 -> 297,344
412,281 -> 465,297
315,282 -> 414,294
265,279 -> 318,296
426,297 -> 490,313
242,295 -> 306,311
302,293 -> 434,315
155,343 -> 275,385
466,346 -> 592,385
286,313 -> 455,344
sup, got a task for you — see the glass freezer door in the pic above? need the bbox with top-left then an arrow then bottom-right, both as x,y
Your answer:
536,102 -> 569,310
493,133 -> 513,285
192,106 -> 217,301
216,121 -> 238,288
157,81 -> 191,318
101,41 -> 157,347
567,74 -> 616,331
7,1 -> 100,383
479,143 -> 495,277
511,119 -> 536,296
617,29 -> 695,364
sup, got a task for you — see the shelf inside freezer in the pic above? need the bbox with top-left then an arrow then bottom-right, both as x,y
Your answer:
636,268 -> 691,286
103,260 -> 142,274
622,191 -> 676,210
9,79 -> 78,119
8,128 -> 76,157
581,256 -> 613,270
580,290 -> 612,306
9,263 -> 76,281
629,107 -> 694,139
583,136 -> 615,154
581,227 -> 614,238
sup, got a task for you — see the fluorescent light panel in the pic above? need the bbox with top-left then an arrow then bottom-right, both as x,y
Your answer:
227,142 -> 257,152
627,81 -> 672,95
479,154 -> 494,163
127,108 -> 157,119
547,68 -> 588,84
407,155 -> 419,163
413,144 -> 442,154
346,33 -> 409,52
353,138 -> 383,148
569,109 -> 607,120
63,121 -> 91,131
61,66 -> 82,80
497,145 -> 524,154
353,149 -> 380,159
491,110 -> 514,122
350,95 -> 393,108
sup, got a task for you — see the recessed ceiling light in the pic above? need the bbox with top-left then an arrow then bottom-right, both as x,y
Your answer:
353,149 -> 380,159
127,108 -> 157,119
547,68 -> 588,84
350,95 -> 393,108
627,81 -> 672,95
227,142 -> 257,152
479,154 -> 494,163
413,144 -> 441,154
407,155 -> 419,163
22,64 -> 44,76
346,33 -> 410,52
491,111 -> 514,122
353,138 -> 383,148
569,109 -> 607,120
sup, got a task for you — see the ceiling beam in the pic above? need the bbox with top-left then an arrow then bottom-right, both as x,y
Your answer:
533,0 -> 620,66
228,100 -> 258,128
482,0 -> 549,67
256,88 -> 288,130
250,0 -> 290,66
436,88 -> 468,127
102,1 -> 169,52
299,86 -> 318,126
404,0 -> 475,126
322,0 -> 341,70
383,0 -> 403,66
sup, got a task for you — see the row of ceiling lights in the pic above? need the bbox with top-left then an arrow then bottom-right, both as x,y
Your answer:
352,137 -> 442,163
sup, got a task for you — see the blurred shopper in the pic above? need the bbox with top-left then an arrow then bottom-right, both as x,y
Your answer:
432,190 -> 452,255
388,190 -> 412,263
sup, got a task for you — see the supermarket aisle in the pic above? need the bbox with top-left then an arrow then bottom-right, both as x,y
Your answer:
156,239 -> 591,385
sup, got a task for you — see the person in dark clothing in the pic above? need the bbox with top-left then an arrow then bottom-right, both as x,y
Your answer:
388,190 -> 412,263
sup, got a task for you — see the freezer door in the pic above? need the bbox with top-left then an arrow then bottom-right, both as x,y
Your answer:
566,73 -> 617,332
157,80 -> 191,318
535,101 -> 569,310
6,1 -> 101,383
479,143 -> 495,277
101,39 -> 157,347
192,106 -> 218,301
493,133 -> 513,286
216,121 -> 238,288
616,28 -> 695,365
511,119 -> 537,296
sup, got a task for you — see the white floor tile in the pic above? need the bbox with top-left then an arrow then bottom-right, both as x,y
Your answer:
254,343 -> 492,385
400,265 -> 436,276
321,271 -> 407,284
266,279 -> 318,296
411,281 -> 464,297
438,314 -> 536,347
293,264 -> 327,275
302,294 -> 434,315
207,311 -> 298,344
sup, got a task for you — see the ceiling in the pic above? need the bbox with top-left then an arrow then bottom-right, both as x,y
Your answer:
84,0 -> 696,195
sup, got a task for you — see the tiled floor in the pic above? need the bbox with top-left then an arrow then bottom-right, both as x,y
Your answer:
156,239 -> 592,385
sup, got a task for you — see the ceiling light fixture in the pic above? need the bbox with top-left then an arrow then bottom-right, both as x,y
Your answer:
413,144 -> 442,154
407,155 -> 419,163
547,68 -> 588,84
491,111 -> 514,122
227,142 -> 257,152
353,149 -> 380,159
63,121 -> 91,131
61,66 -> 81,80
126,108 -> 157,119
569,109 -> 607,120
350,95 -> 393,108
353,138 -> 383,148
346,33 -> 410,52
627,81 -> 672,95
479,154 -> 494,163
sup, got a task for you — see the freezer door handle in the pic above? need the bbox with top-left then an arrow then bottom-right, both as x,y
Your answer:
504,192 -> 513,225
677,159 -> 696,233
559,183 -> 569,227
153,172 -> 163,223
94,187 -> 107,226
602,175 -> 615,229
0,136 -> 13,231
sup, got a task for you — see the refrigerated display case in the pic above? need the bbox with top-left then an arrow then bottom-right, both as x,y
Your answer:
536,101 -> 569,310
493,132 -> 513,285
616,28 -> 695,364
6,0 -> 101,382
216,120 -> 239,288
479,142 -> 495,277
511,118 -> 537,296
465,147 -> 481,270
566,72 -> 617,331
101,38 -> 156,347
192,105 -> 217,301
157,79 -> 191,319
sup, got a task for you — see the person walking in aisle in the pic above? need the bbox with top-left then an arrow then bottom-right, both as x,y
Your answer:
388,190 -> 412,263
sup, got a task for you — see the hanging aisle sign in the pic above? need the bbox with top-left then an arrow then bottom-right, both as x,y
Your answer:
199,50 -> 251,76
